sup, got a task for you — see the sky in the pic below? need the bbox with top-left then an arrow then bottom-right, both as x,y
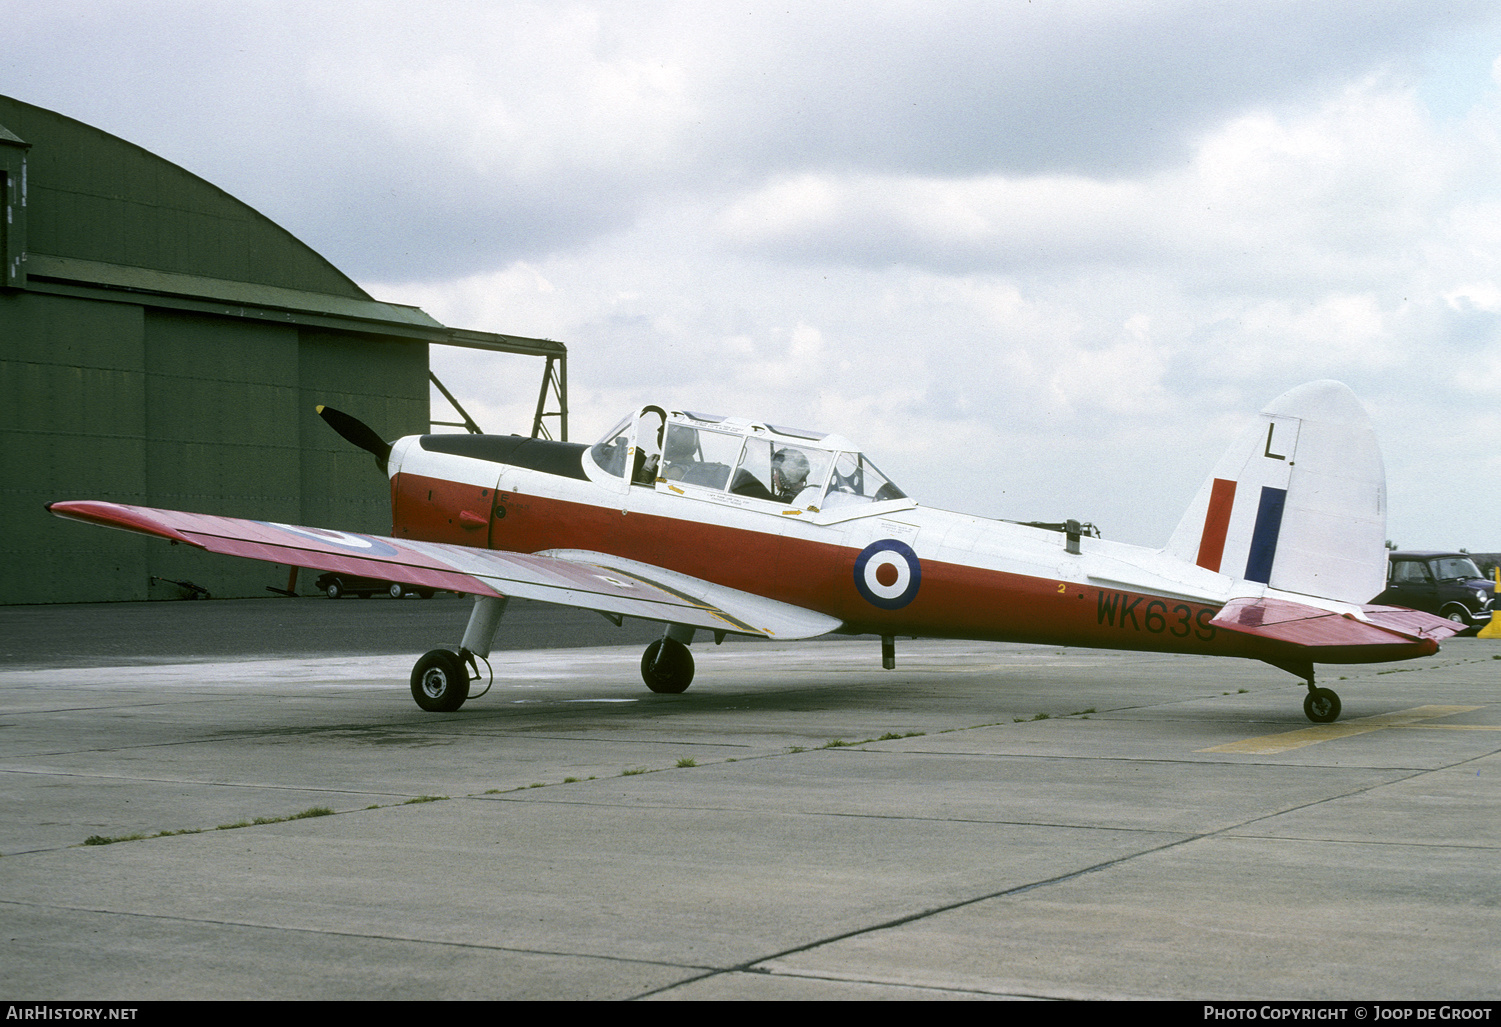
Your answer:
7,0 -> 1501,552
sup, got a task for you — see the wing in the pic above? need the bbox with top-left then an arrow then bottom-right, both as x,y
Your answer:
1211,595 -> 1464,658
47,500 -> 841,640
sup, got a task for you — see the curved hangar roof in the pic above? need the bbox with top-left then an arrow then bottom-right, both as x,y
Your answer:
0,94 -> 558,356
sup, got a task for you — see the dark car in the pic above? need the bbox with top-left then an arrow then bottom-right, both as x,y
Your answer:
314,572 -> 434,600
1372,552 -> 1495,629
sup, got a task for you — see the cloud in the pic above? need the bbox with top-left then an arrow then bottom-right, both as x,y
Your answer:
399,62 -> 1501,545
8,1 -> 1501,547
10,1 -> 1498,280
716,78 -> 1480,286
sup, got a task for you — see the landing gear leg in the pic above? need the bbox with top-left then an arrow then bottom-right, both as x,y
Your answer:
642,625 -> 695,694
1264,657 -> 1342,724
409,595 -> 508,712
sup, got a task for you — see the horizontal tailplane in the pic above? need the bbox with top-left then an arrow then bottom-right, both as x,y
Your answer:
1212,597 -> 1464,651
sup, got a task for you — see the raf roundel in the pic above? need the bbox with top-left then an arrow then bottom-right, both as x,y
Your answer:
258,522 -> 401,559
853,539 -> 922,610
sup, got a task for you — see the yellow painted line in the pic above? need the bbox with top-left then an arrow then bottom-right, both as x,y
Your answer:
1406,723 -> 1501,731
1199,705 -> 1484,755
1204,724 -> 1381,754
1352,705 -> 1482,728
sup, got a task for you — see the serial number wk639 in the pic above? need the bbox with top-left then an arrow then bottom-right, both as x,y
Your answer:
1097,591 -> 1217,640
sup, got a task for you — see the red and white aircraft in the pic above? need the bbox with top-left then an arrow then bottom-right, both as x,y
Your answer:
50,380 -> 1462,722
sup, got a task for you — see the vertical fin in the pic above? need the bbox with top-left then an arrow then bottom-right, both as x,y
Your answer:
1167,381 -> 1386,603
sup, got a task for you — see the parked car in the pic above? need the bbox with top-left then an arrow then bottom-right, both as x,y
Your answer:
1372,552 -> 1496,629
314,572 -> 434,600
1470,553 -> 1501,580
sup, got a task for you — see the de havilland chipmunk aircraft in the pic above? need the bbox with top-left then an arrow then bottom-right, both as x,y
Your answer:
49,380 -> 1463,723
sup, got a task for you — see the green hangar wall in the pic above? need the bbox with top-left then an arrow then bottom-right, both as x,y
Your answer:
0,96 -> 557,605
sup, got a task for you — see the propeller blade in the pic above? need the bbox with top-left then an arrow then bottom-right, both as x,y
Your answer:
317,405 -> 393,471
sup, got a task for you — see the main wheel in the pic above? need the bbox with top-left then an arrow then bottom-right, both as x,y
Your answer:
411,649 -> 471,712
389,583 -> 405,599
641,638 -> 695,694
1442,606 -> 1469,626
325,580 -> 343,599
1303,687 -> 1342,724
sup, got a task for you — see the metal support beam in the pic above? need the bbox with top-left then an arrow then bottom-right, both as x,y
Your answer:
429,370 -> 484,434
531,353 -> 569,441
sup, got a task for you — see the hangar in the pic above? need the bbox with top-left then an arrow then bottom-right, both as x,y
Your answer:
1,95 -> 566,605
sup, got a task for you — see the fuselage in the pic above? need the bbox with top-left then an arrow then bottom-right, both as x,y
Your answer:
381,411 -> 1427,668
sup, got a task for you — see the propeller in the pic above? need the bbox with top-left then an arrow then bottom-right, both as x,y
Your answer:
317,405 -> 393,472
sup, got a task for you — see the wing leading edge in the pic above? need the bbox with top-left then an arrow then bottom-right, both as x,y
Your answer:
46,500 -> 841,640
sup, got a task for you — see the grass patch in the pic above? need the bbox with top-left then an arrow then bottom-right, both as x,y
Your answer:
621,767 -> 649,776
787,746 -> 805,753
563,777 -> 580,784
1070,708 -> 1096,716
815,730 -> 928,750
403,795 -> 447,804
675,757 -> 697,768
83,833 -> 146,846
1031,713 -> 1051,721
83,805 -> 337,848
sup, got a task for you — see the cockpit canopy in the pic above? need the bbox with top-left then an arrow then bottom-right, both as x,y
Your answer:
586,407 -> 907,512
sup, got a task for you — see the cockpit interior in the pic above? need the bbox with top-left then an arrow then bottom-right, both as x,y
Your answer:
586,407 -> 907,513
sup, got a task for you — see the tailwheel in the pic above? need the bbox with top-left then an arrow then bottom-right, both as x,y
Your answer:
641,638 -> 694,694
411,648 -> 471,712
1303,686 -> 1342,724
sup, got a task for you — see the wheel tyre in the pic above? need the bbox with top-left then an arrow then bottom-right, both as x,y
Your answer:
1303,687 -> 1342,724
389,583 -> 405,599
325,580 -> 342,600
411,649 -> 470,712
641,638 -> 695,694
416,589 -> 435,600
1443,606 -> 1469,625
